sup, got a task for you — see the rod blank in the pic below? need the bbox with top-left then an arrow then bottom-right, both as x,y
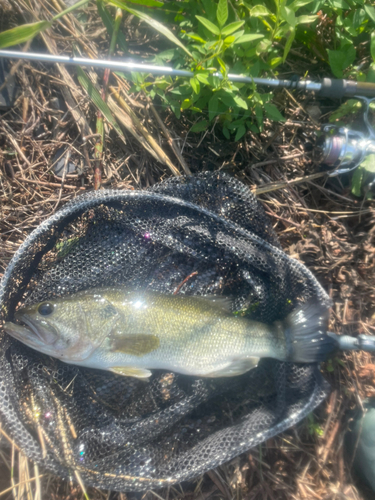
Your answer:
0,49 -> 321,90
1,50 -> 375,98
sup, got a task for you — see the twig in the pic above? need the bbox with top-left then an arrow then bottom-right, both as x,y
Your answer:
253,172 -> 326,195
19,178 -> 86,190
110,87 -> 181,176
148,100 -> 191,175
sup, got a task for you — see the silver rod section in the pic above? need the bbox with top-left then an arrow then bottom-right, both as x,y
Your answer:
0,50 -> 322,92
0,50 -> 193,77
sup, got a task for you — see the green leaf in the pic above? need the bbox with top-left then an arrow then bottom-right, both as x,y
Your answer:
207,75 -> 221,88
351,166 -> 363,197
328,99 -> 361,121
196,15 -> 220,35
283,28 -> 295,62
289,0 -> 314,10
361,153 -> 375,173
181,98 -> 192,109
280,4 -> 296,27
235,124 -> 246,141
264,103 -> 285,121
233,95 -> 248,109
208,95 -> 219,121
256,38 -> 272,55
164,95 -> 181,118
0,20 -> 51,49
190,77 -> 200,94
185,32 -> 207,43
76,66 -> 125,138
195,73 -> 210,85
191,120 -> 208,132
371,32 -> 375,63
219,91 -> 235,107
224,35 -> 236,44
365,4 -> 375,23
328,46 -> 356,78
202,0 -> 216,19
107,2 -> 193,57
296,15 -> 318,23
329,0 -> 350,8
353,8 -> 366,28
217,0 -> 228,28
222,126 -> 230,139
312,0 -> 325,12
269,56 -> 283,68
234,33 -> 264,44
249,5 -> 271,16
221,21 -> 245,36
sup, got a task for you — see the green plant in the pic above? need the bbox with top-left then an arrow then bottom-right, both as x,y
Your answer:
1,0 -> 375,141
115,0 -> 375,139
351,154 -> 375,198
140,0 -> 316,139
306,413 -> 324,437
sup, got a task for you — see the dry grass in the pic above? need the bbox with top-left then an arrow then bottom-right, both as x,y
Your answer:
1,0 -> 375,499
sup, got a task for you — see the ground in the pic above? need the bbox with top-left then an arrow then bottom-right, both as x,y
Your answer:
1,1 -> 375,499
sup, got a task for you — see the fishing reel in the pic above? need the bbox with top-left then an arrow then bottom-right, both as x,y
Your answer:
318,96 -> 375,177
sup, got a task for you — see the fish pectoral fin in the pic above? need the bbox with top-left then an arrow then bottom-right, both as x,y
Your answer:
109,366 -> 152,379
111,333 -> 160,356
206,357 -> 260,378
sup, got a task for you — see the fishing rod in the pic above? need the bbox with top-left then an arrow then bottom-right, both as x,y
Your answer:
1,49 -> 375,99
1,49 -> 375,175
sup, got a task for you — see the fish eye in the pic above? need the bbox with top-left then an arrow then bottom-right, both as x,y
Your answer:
38,302 -> 54,316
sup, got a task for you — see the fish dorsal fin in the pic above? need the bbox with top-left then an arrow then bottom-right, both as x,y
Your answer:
195,295 -> 233,313
111,333 -> 160,356
109,366 -> 152,379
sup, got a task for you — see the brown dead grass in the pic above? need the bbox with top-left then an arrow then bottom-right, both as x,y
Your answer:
1,0 -> 375,499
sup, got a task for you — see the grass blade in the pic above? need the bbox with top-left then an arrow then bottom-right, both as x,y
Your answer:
97,0 -> 128,52
113,0 -> 164,5
76,66 -> 125,139
106,0 -> 193,58
52,0 -> 91,21
0,21 -> 51,49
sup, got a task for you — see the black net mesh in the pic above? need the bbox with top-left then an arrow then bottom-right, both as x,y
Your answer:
0,172 -> 331,491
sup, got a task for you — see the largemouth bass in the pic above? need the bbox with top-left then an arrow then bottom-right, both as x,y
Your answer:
3,288 -> 337,379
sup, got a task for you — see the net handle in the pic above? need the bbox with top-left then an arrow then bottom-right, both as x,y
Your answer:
328,332 -> 375,353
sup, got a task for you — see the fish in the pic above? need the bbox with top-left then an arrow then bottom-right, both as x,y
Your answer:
3,287 -> 338,379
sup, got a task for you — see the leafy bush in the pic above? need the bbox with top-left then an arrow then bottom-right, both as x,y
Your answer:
1,0 -> 375,141
130,0 -> 375,139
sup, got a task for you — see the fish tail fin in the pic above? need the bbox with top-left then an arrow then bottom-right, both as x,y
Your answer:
284,301 -> 338,363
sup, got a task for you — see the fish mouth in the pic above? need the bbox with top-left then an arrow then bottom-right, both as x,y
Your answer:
5,313 -> 58,347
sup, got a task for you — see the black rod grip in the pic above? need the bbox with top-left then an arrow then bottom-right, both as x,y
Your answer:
318,78 -> 357,98
319,78 -> 375,98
